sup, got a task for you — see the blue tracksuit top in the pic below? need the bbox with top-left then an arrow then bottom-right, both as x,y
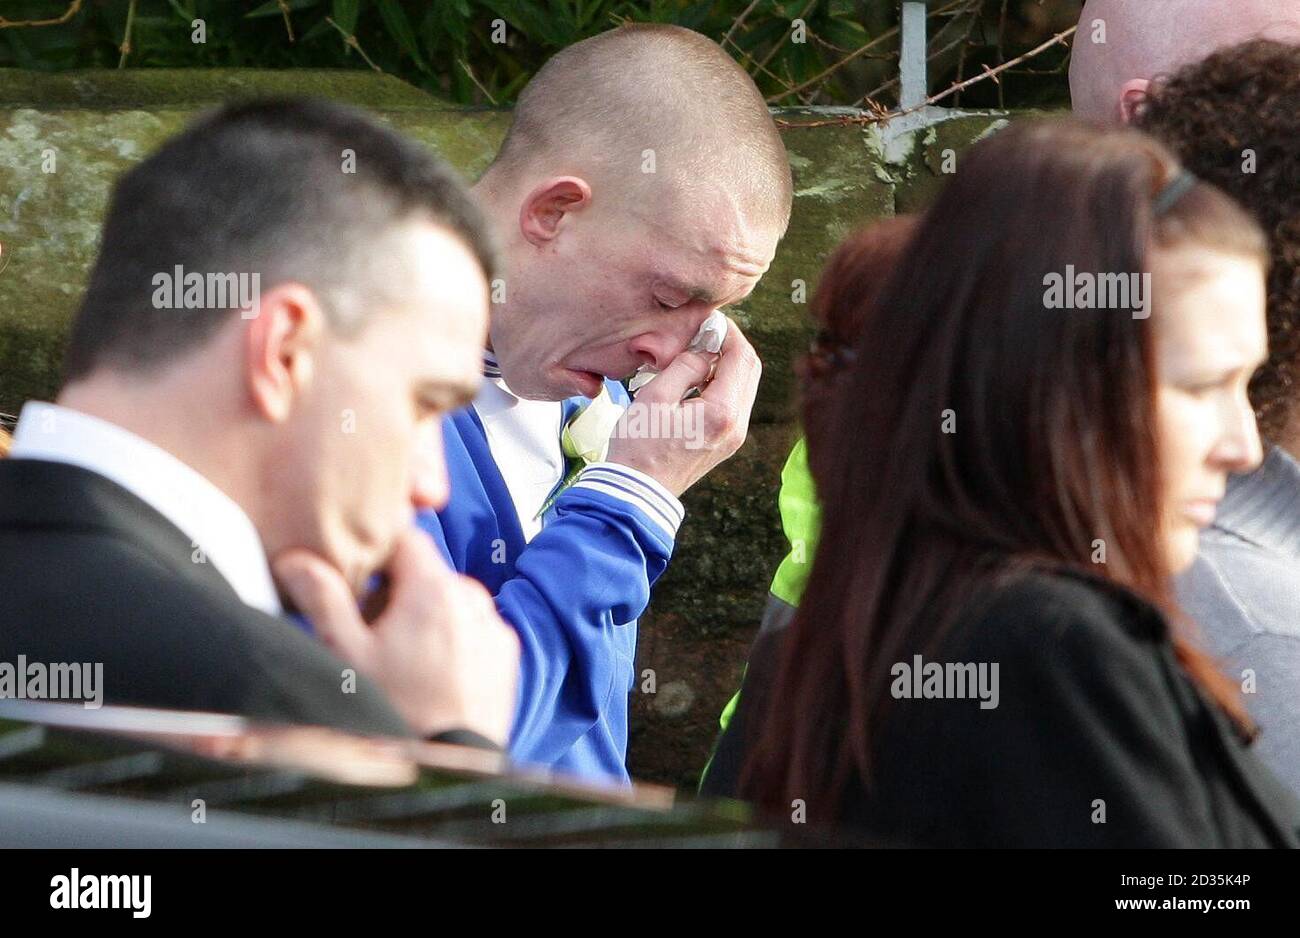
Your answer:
416,377 -> 682,783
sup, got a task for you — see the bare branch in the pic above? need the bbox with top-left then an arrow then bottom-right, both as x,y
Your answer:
325,16 -> 383,73
278,0 -> 296,43
459,58 -> 497,105
852,16 -> 977,108
765,0 -> 976,104
895,24 -> 1077,116
774,24 -> 1078,130
754,0 -> 818,76
0,0 -> 83,29
118,0 -> 138,69
721,0 -> 763,52
766,24 -> 900,102
722,34 -> 798,95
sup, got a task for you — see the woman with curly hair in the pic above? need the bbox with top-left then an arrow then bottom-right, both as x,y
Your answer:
1140,39 -> 1300,798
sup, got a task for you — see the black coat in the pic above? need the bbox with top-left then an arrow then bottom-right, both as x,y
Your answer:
703,568 -> 1300,847
0,459 -> 409,737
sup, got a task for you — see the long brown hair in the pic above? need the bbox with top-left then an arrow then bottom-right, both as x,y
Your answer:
741,119 -> 1267,822
800,216 -> 919,479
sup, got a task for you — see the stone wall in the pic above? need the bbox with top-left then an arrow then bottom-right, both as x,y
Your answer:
0,69 -> 1014,787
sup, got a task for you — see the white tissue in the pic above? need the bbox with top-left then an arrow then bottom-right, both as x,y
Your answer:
628,310 -> 729,394
690,309 -> 729,355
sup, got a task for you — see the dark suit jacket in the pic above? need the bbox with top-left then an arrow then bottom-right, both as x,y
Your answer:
703,567 -> 1300,847
0,458 -> 410,737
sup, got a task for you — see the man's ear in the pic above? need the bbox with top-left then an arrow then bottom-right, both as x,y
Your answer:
1118,78 -> 1150,124
519,176 -> 592,247
244,283 -> 325,423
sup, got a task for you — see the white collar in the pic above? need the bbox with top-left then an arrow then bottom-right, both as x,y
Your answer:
10,401 -> 282,617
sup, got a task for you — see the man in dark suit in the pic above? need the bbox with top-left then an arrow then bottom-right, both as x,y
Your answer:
0,99 -> 518,747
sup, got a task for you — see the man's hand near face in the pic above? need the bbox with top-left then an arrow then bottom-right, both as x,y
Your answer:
606,317 -> 762,498
273,529 -> 520,748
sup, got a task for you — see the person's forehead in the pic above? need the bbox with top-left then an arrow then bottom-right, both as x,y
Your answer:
629,196 -> 777,284
641,239 -> 771,308
1153,248 -> 1266,358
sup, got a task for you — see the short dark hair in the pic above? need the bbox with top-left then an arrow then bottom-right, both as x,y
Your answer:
1138,39 -> 1300,442
64,97 -> 495,381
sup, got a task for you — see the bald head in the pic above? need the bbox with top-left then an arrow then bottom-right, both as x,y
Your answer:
480,23 -> 792,233
1070,0 -> 1300,123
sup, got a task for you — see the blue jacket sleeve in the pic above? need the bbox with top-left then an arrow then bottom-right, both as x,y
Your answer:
497,474 -> 678,770
420,388 -> 684,780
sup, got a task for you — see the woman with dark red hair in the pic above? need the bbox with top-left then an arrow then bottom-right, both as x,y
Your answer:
706,119 -> 1300,847
700,216 -> 918,790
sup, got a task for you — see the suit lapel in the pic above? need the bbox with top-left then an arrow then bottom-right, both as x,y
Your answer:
0,458 -> 245,605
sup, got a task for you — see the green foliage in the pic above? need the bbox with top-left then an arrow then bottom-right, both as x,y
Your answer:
0,0 -> 1078,110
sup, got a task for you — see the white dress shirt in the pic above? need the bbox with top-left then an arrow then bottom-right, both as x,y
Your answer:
474,351 -> 685,543
475,352 -> 566,543
9,401 -> 282,617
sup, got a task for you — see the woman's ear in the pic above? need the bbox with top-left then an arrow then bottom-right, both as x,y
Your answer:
244,283 -> 324,423
519,176 -> 592,247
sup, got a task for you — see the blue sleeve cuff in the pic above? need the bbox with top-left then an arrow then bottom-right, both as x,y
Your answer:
569,462 -> 685,541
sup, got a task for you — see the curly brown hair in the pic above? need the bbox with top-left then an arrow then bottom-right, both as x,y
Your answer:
1138,39 -> 1300,442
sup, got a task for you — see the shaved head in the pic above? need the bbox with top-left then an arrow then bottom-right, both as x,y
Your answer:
1070,0 -> 1300,123
476,25 -> 788,402
481,23 -> 792,233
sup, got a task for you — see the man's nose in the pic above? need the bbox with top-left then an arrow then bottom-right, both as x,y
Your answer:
627,307 -> 715,371
411,421 -> 450,512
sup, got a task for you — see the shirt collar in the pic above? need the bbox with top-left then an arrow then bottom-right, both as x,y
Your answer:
1211,445 -> 1300,563
10,401 -> 283,617
482,348 -> 532,404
